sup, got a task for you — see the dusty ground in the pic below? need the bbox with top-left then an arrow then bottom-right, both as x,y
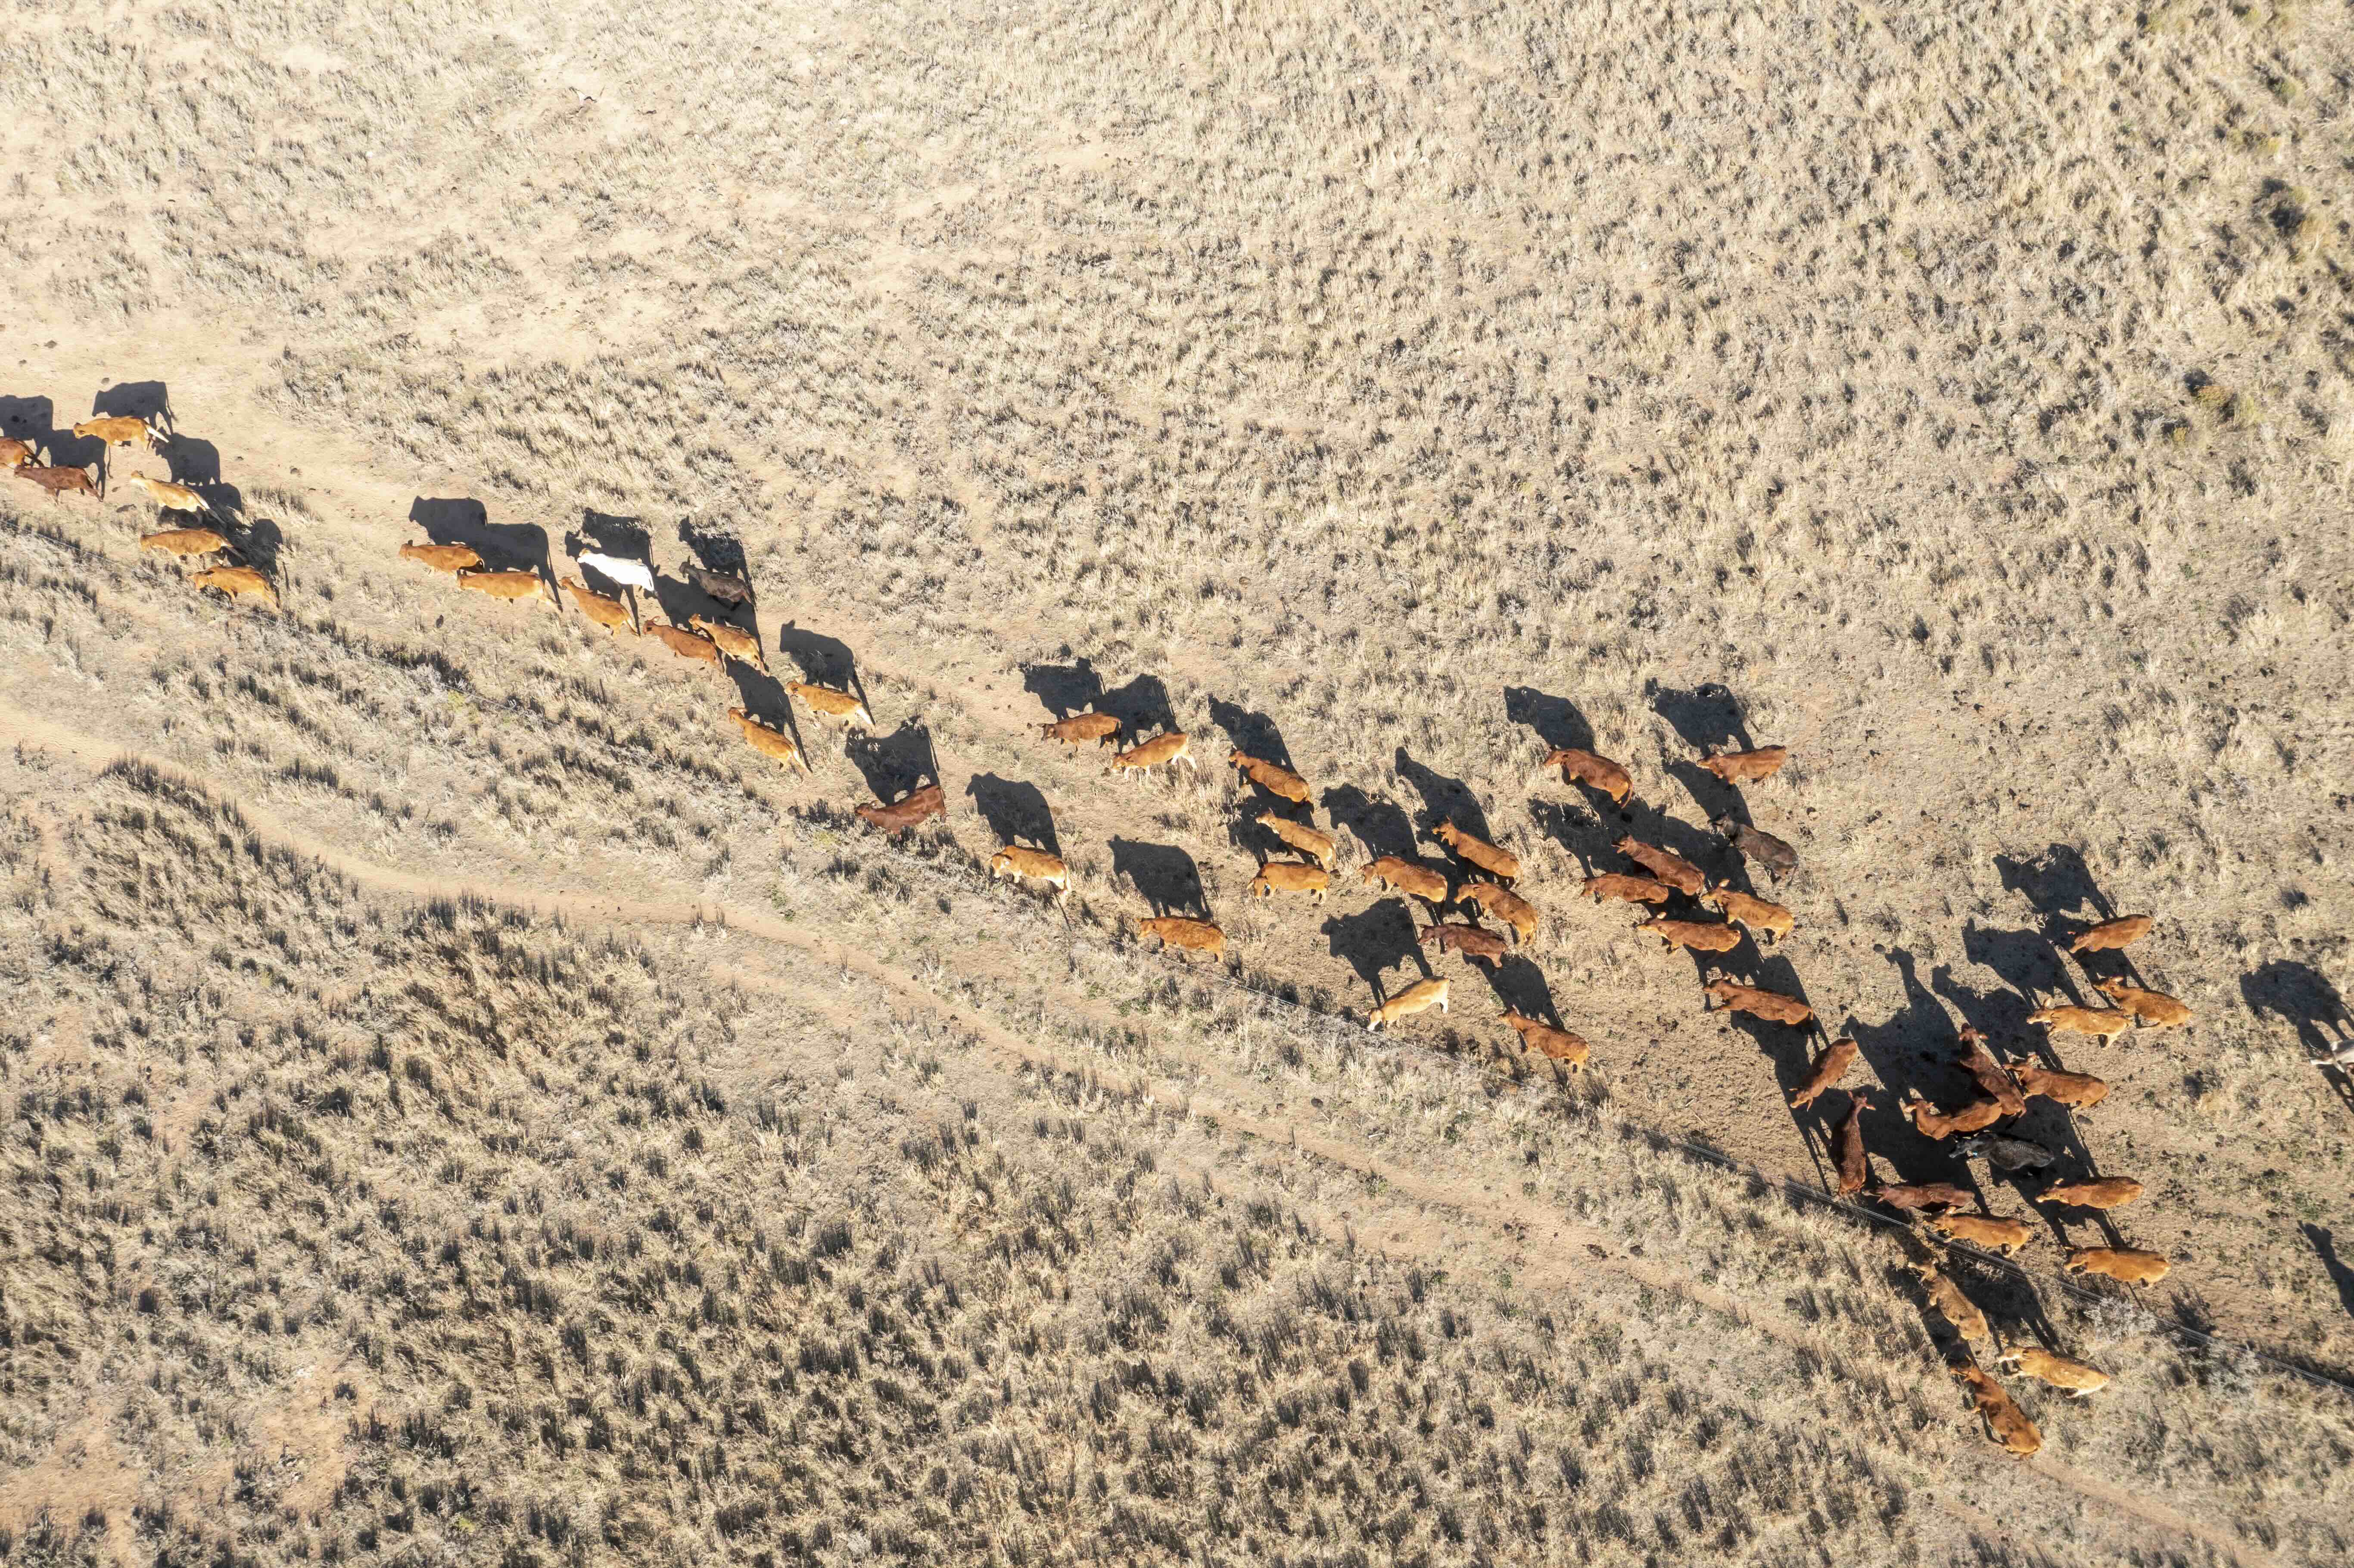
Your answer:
4,0 -> 2354,1562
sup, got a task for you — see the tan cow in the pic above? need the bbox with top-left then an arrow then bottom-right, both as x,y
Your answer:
1956,1029 -> 2026,1116
855,783 -> 946,834
2065,1247 -> 2170,1287
1697,746 -> 1789,784
191,565 -> 277,608
562,578 -> 637,637
1257,811 -> 1333,870
990,845 -> 1069,902
647,623 -> 726,667
1899,1091 -> 2005,1141
1582,873 -> 1673,907
1539,747 -> 1632,804
2094,980 -> 2193,1028
1417,922 -> 1508,964
688,616 -> 764,670
399,541 -> 483,574
1040,711 -> 1121,748
1361,856 -> 1451,905
1702,887 -> 1794,941
1952,1365 -> 2041,1458
1831,1090 -> 1873,1195
1228,750 -> 1310,804
1137,916 -> 1224,963
1367,977 -> 1450,1032
0,436 -> 36,469
1501,1011 -> 1589,1072
457,569 -> 559,610
1250,861 -> 1330,904
1788,1037 -> 1859,1109
1637,918 -> 1741,954
2070,915 -> 2153,953
139,527 -> 231,559
72,414 -> 161,450
1433,822 -> 1519,884
125,474 -> 211,515
786,681 -> 872,730
1911,1261 -> 1993,1344
1873,1182 -> 1973,1213
2011,1061 -> 2109,1110
1930,1213 -> 2032,1255
2038,1177 -> 2142,1213
1613,837 -> 1705,896
727,708 -> 810,774
1702,977 -> 1812,1026
1995,1347 -> 2111,1400
16,464 -> 97,503
1109,731 -> 1194,779
2028,1004 -> 2134,1042
1457,880 -> 1538,946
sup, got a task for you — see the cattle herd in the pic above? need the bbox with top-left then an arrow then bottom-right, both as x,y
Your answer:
9,390 -> 2213,1460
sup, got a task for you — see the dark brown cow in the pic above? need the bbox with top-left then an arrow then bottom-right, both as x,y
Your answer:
1417,922 -> 1508,964
1788,1036 -> 1858,1109
1613,837 -> 1705,896
1832,1089 -> 1873,1196
854,783 -> 946,834
16,464 -> 97,503
1872,1182 -> 1974,1213
1715,818 -> 1798,881
1956,1028 -> 2026,1116
685,564 -> 755,605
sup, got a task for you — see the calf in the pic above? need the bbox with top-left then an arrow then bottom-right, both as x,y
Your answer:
1256,811 -> 1333,870
16,464 -> 97,503
727,709 -> 809,774
139,527 -> 231,559
1583,872 -> 1673,907
1457,880 -> 1537,946
1831,1089 -> 1872,1196
125,474 -> 211,515
562,577 -> 637,637
1715,818 -> 1799,881
1697,745 -> 1789,784
399,541 -> 482,574
786,681 -> 873,729
647,622 -> 723,667
1911,1261 -> 1993,1343
71,414 -> 160,450
2064,1247 -> 2170,1287
854,783 -> 946,835
1366,977 -> 1449,1032
2038,1177 -> 2141,1212
2094,980 -> 2192,1028
990,845 -> 1069,902
2027,1004 -> 2134,1042
1228,750 -> 1310,804
1995,1347 -> 2111,1399
1788,1036 -> 1859,1109
458,569 -> 558,610
1433,821 -> 1519,884
1109,731 -> 1194,779
1137,916 -> 1224,963
1702,978 -> 1812,1026
1637,917 -> 1741,953
1249,861 -> 1330,904
1956,1028 -> 2026,1116
1900,1092 -> 2005,1141
191,565 -> 277,608
576,551 -> 657,597
2069,914 -> 2153,953
1952,1365 -> 2042,1458
1703,887 -> 1794,941
1417,922 -> 1508,964
1930,1213 -> 2031,1255
685,563 -> 754,605
1873,1182 -> 1973,1213
1361,856 -> 1450,906
2011,1061 -> 2109,1110
688,615 -> 764,671
1040,711 -> 1121,748
1540,747 -> 1632,804
1613,837 -> 1705,896
1501,1011 -> 1588,1072
0,436 -> 36,469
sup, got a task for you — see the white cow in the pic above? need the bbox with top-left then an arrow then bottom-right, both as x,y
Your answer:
577,552 -> 657,597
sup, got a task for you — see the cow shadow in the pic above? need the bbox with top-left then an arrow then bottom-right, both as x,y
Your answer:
1482,955 -> 1559,1024
1703,948 -> 1827,1068
163,434 -> 223,485
1840,950 -> 1979,1184
2245,961 -> 2354,1115
409,498 -> 551,583
777,623 -> 866,708
1994,846 -> 2144,986
678,518 -> 749,579
237,516 -> 288,582
2302,1224 -> 2354,1323
1098,673 -> 1177,740
0,394 -> 55,455
92,380 -> 173,435
968,774 -> 1059,856
1613,797 -> 1729,887
1527,796 -> 1609,873
570,508 -> 653,561
1208,696 -> 1292,770
847,723 -> 937,801
1503,685 -> 1597,753
1320,900 -> 1427,1003
1111,837 -> 1206,918
1395,747 -> 1491,844
1322,784 -> 1419,864
1021,658 -> 1103,721
1930,960 -> 2041,1060
1666,757 -> 1748,831
1961,922 -> 2081,1032
725,665 -> 801,744
1649,680 -> 1751,753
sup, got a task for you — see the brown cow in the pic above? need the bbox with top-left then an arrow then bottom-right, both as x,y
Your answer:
457,569 -> 559,610
139,527 -> 231,559
125,474 -> 211,515
1433,822 -> 1519,884
1109,731 -> 1194,779
854,783 -> 946,835
2065,1247 -> 2170,1287
1788,1037 -> 1859,1109
1637,918 -> 1741,953
1697,746 -> 1789,784
71,414 -> 160,450
0,436 -> 37,469
1367,977 -> 1450,1032
1956,1029 -> 2026,1116
562,578 -> 637,637
2094,980 -> 2193,1028
1137,916 -> 1225,962
1995,1347 -> 2111,1400
191,565 -> 277,608
1703,887 -> 1794,941
1952,1365 -> 2042,1459
16,464 -> 97,503
2028,1004 -> 2133,1042
1501,1011 -> 1589,1072
1540,747 -> 1632,804
646,622 -> 723,667
1249,861 -> 1330,904
1703,977 -> 1812,1026
1613,837 -> 1705,896
1257,811 -> 1333,870
2011,1061 -> 2109,1110
1228,750 -> 1309,804
1930,1213 -> 2032,1255
1911,1260 -> 1993,1343
786,681 -> 872,730
399,541 -> 483,574
2069,914 -> 2153,953
1457,880 -> 1538,946
1417,922 -> 1508,964
1040,711 -> 1121,748
1361,856 -> 1451,905
685,564 -> 754,606
990,845 -> 1069,902
1899,1091 -> 2005,1141
727,708 -> 809,774
1831,1090 -> 1873,1195
1583,873 -> 1673,907
1873,1182 -> 1973,1213
689,616 -> 764,671
2038,1177 -> 2142,1213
